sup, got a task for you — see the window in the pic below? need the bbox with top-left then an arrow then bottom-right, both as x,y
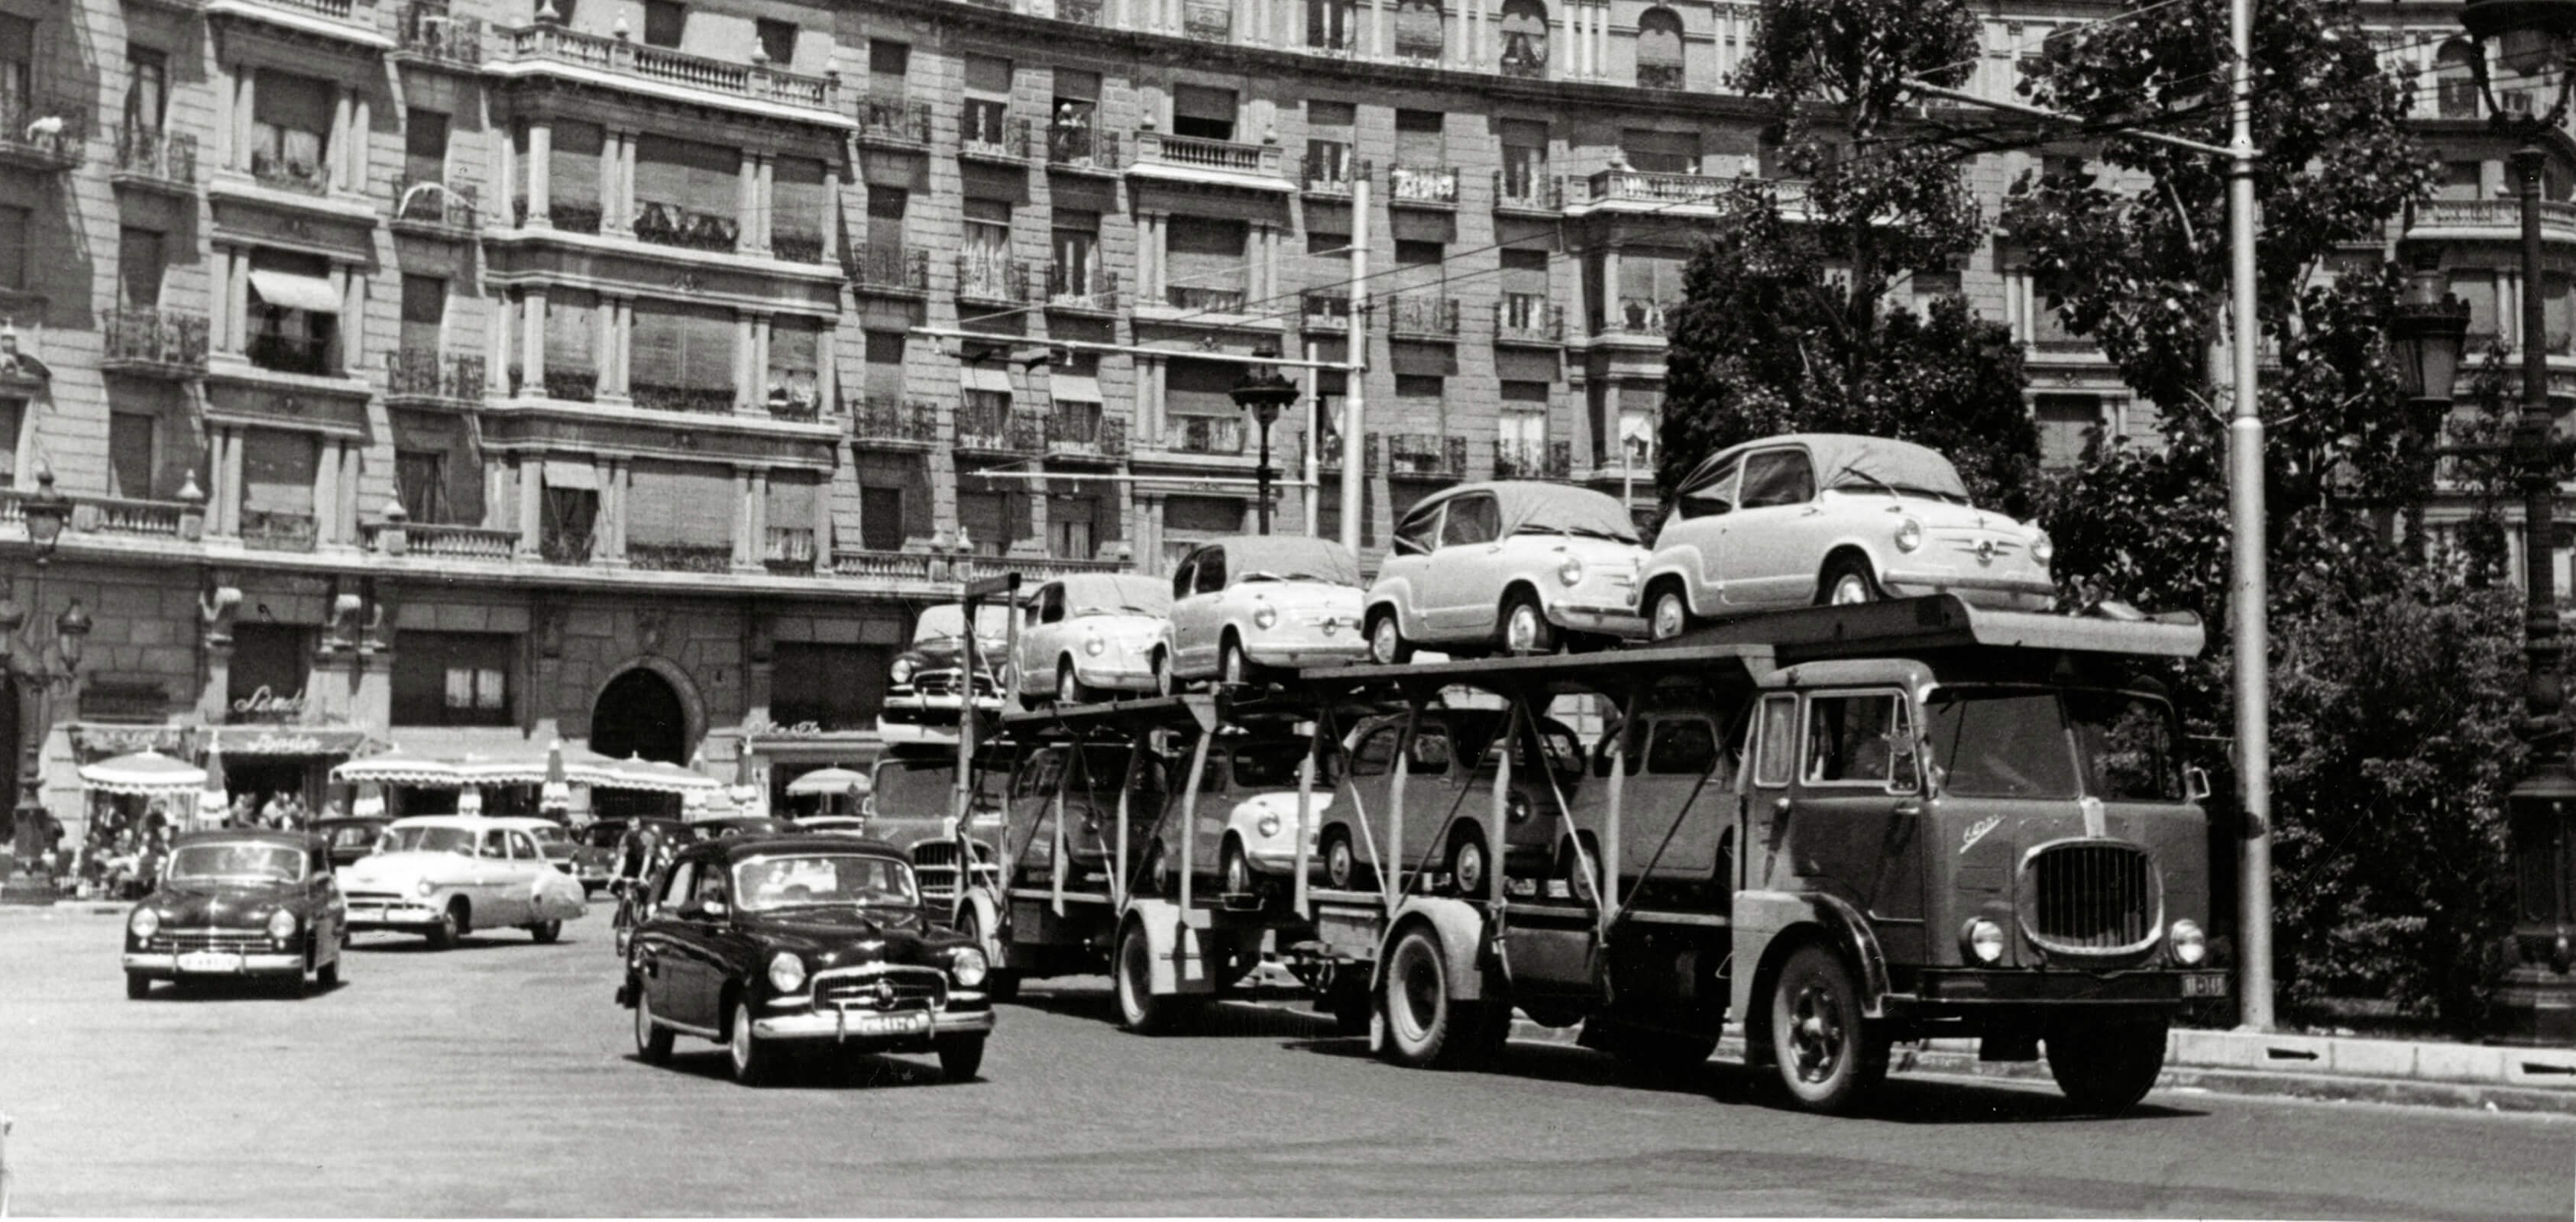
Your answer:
1395,238 -> 1442,267
859,485 -> 907,551
1192,544 -> 1228,593
1620,128 -> 1697,175
1752,694 -> 1797,787
1049,499 -> 1096,560
963,197 -> 1011,279
228,623 -> 312,720
1306,137 -> 1354,189
0,16 -> 28,114
1439,494 -> 1499,546
1393,0 -> 1443,59
1395,373 -> 1444,402
0,399 -> 20,487
2436,40 -> 2481,120
542,483 -> 597,562
1351,726 -> 1400,776
1924,688 -> 2080,800
1165,216 -> 1249,309
869,40 -> 910,76
1675,457 -> 1738,518
0,205 -> 27,291
394,632 -> 516,726
756,18 -> 798,64
1395,108 -> 1445,163
1406,723 -> 1453,774
118,228 -> 163,309
241,428 -> 320,541
1499,0 -> 1549,73
2034,394 -> 2102,469
1393,499 -> 1442,554
772,643 -> 895,731
1636,6 -> 1686,89
1501,118 -> 1548,200
1646,717 -> 1718,774
1737,448 -> 1814,508
1172,85 -> 1237,141
108,413 -> 155,499
126,48 -> 167,137
1053,211 -> 1099,295
251,71 -> 332,192
642,0 -> 686,48
1309,0 -> 1358,49
400,274 -> 445,352
1802,692 -> 1915,788
396,449 -> 448,523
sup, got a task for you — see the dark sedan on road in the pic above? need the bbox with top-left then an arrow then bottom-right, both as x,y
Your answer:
313,817 -> 390,870
618,834 -> 995,1085
122,829 -> 346,999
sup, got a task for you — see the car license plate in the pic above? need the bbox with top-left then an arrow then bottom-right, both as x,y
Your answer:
176,951 -> 242,974
2182,973 -> 2229,997
846,1011 -> 929,1037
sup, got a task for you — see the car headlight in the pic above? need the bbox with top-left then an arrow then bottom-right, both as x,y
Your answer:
1257,812 -> 1282,839
1506,790 -> 1532,823
1084,634 -> 1105,657
768,951 -> 807,994
129,907 -> 159,939
415,878 -> 435,897
1895,517 -> 1923,553
950,946 -> 989,988
1557,556 -> 1584,587
1252,603 -> 1278,630
1961,917 -> 2006,964
2170,919 -> 2206,965
267,909 -> 299,942
889,657 -> 917,684
2031,532 -> 2055,566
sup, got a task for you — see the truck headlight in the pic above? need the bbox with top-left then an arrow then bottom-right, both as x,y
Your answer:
950,946 -> 989,988
1252,604 -> 1278,630
768,951 -> 807,993
1895,517 -> 1923,553
267,909 -> 299,942
1084,634 -> 1105,657
2170,919 -> 2206,965
890,657 -> 917,684
129,907 -> 159,939
2032,532 -> 2054,566
1960,917 -> 2005,964
1257,813 -> 1282,839
415,878 -> 435,897
1556,556 -> 1584,587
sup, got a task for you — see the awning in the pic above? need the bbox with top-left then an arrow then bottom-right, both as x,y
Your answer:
458,745 -> 620,786
78,751 -> 206,797
961,365 -> 1015,394
246,269 -> 341,314
207,726 -> 374,757
542,459 -> 598,490
785,767 -> 871,797
332,753 -> 464,787
596,755 -> 723,796
1050,374 -> 1102,404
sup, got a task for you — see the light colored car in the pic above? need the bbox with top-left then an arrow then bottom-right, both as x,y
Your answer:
1139,735 -> 1335,900
1364,481 -> 1649,662
1016,573 -> 1172,705
1155,535 -> 1367,690
1637,433 -> 2053,637
338,815 -> 589,948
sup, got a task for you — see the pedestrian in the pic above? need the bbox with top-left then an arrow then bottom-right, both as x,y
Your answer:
260,792 -> 286,829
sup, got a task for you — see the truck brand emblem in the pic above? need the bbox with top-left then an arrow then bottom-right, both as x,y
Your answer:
1960,814 -> 2002,855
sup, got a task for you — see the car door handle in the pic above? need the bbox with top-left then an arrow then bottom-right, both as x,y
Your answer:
1891,800 -> 1921,817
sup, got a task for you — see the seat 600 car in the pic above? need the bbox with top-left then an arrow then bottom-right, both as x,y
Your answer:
1155,535 -> 1367,691
1365,481 -> 1649,663
1138,733 -> 1335,903
1015,574 -> 1173,705
1313,707 -> 1584,896
123,830 -> 348,998
619,834 -> 995,1086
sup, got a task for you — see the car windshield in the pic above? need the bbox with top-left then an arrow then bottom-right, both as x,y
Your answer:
168,842 -> 306,884
1924,687 -> 2183,802
525,825 -> 565,843
1825,464 -> 1969,505
732,854 -> 921,911
1069,576 -> 1173,617
871,760 -> 959,822
379,826 -> 477,855
323,825 -> 377,850
914,603 -> 1012,645
1228,740 -> 1334,788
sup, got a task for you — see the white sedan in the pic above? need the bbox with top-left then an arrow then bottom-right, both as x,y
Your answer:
1157,535 -> 1367,690
338,816 -> 588,948
1016,573 -> 1173,705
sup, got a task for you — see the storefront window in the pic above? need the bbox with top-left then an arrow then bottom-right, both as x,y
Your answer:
393,632 -> 517,727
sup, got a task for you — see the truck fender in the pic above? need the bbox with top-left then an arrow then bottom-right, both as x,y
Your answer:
1121,898 -> 1221,997
1371,896 -> 1487,1004
960,887 -> 1008,969
1731,890 -> 1892,1022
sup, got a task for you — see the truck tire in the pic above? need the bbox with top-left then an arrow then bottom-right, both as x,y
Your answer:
1380,924 -> 1494,1069
2047,1018 -> 2169,1115
1767,942 -> 1890,1114
962,906 -> 1020,1003
1112,919 -> 1197,1035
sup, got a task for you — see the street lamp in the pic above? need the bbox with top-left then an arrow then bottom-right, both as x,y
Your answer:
2451,0 -> 2576,1043
2388,254 -> 2471,553
1,464 -> 86,903
1230,348 -> 1301,535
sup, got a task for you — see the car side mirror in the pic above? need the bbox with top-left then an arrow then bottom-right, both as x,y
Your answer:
2184,765 -> 2212,802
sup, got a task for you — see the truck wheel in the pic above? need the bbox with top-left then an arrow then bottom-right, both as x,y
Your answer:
1380,924 -> 1492,1069
1367,609 -> 1414,665
1768,942 -> 1890,1114
2047,1018 -> 2169,1115
935,1033 -> 987,1081
1499,589 -> 1556,655
1113,920 -> 1196,1034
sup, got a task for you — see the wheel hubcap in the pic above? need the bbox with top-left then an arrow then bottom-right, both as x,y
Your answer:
1396,946 -> 1439,1039
1328,840 -> 1352,886
1373,618 -> 1398,661
731,1005 -> 752,1071
1789,982 -> 1846,1084
1832,574 -> 1870,605
1653,594 -> 1684,639
1455,843 -> 1484,894
1226,852 -> 1248,893
1059,668 -> 1078,703
1224,647 -> 1243,684
1507,606 -> 1539,652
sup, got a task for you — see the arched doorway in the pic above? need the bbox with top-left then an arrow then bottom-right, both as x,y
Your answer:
591,668 -> 688,764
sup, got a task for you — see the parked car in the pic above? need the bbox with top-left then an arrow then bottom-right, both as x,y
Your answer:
1364,482 -> 1649,663
617,834 -> 996,1085
338,816 -> 588,948
1155,536 -> 1367,691
1313,708 -> 1584,896
312,816 -> 389,871
1637,433 -> 2054,636
525,821 -> 612,894
1015,573 -> 1173,705
122,829 -> 346,998
1138,733 -> 1336,902
882,603 -> 1012,729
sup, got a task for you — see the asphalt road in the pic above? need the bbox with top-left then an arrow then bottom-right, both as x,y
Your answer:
2,907 -> 2571,1218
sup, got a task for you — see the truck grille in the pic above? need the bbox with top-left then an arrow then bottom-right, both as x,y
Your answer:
811,965 -> 947,1012
2019,840 -> 2160,955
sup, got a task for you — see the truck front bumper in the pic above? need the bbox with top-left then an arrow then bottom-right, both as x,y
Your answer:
1908,968 -> 2228,1009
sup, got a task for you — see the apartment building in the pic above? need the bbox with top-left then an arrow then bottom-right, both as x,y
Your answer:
0,0 -> 2549,831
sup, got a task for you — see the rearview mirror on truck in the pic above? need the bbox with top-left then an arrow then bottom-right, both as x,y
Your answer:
2184,765 -> 2212,802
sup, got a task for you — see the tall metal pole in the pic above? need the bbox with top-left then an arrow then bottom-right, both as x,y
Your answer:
2512,145 -> 2561,727
2227,0 -> 2273,1032
1341,176 -> 1370,556
1256,421 -> 1273,535
1303,341 -> 1322,538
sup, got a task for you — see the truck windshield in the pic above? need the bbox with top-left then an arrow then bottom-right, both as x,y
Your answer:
872,760 -> 954,821
1924,687 -> 2183,803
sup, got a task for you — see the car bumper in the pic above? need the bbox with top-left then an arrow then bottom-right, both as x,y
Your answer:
345,902 -> 445,932
1244,638 -> 1371,669
882,693 -> 1004,724
1546,598 -> 1649,638
122,950 -> 304,976
751,1003 -> 997,1042
1247,839 -> 1322,874
1881,569 -> 2055,606
1074,658 -> 1157,691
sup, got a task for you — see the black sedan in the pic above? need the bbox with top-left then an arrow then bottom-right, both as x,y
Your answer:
617,835 -> 995,1085
121,829 -> 347,998
312,816 -> 390,870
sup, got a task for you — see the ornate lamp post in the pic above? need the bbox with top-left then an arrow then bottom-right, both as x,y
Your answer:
1230,349 -> 1302,535
2387,255 -> 2472,554
2,466 -> 88,901
2452,0 -> 2576,1043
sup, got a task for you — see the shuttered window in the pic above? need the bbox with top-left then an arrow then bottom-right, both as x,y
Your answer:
765,470 -> 819,534
545,289 -> 597,375
1163,358 -> 1241,417
1165,495 -> 1243,533
242,428 -> 319,516
769,317 -> 820,411
965,54 -> 1012,95
549,120 -> 603,209
862,330 -> 905,398
1166,217 -> 1246,296
1173,86 -> 1237,140
631,302 -> 733,390
626,461 -> 735,547
1620,127 -> 1697,173
633,134 -> 737,220
1395,109 -> 1444,163
772,155 -> 827,251
1494,348 -> 1559,383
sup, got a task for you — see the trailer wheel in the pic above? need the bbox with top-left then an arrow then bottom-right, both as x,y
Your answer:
1380,925 -> 1490,1069
1112,919 -> 1196,1035
2047,1017 -> 2169,1115
1767,942 -> 1890,1114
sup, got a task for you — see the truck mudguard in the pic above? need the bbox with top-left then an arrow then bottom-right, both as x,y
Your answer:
1122,898 -> 1221,997
961,887 -> 1008,970
1372,896 -> 1489,1004
1732,890 -> 1892,1020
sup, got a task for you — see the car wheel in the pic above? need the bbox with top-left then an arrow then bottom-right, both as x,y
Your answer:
729,998 -> 777,1085
426,900 -> 463,950
1367,609 -> 1413,666
1380,923 -> 1496,1069
1153,648 -> 1179,697
529,919 -> 563,944
1219,836 -> 1254,897
2047,1018 -> 2169,1115
1220,635 -> 1255,687
935,1033 -> 987,1081
1817,554 -> 1882,606
1447,829 -> 1490,898
125,972 -> 150,1001
1558,833 -> 1607,906
1114,919 -> 1197,1035
1321,826 -> 1371,892
1056,660 -> 1091,706
1500,589 -> 1556,655
1769,942 -> 1891,1114
1648,584 -> 1693,642
633,983 -> 675,1065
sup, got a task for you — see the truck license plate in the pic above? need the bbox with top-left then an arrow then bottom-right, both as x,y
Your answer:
176,951 -> 242,974
2182,973 -> 2228,997
847,1011 -> 929,1037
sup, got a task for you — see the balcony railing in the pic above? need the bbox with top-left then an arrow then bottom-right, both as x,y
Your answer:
853,396 -> 940,445
78,496 -> 194,538
508,364 -> 598,402
241,509 -> 319,553
1047,263 -> 1119,311
102,308 -> 209,376
956,254 -> 1036,303
851,247 -> 932,294
0,97 -> 85,171
113,130 -> 197,191
390,176 -> 478,232
1496,297 -> 1565,344
831,549 -> 937,580
1493,438 -> 1572,480
1387,294 -> 1460,337
492,23 -> 841,112
2411,198 -> 2576,241
1165,415 -> 1244,455
629,541 -> 736,573
962,116 -> 1031,162
1389,163 -> 1459,206
246,0 -> 356,20
1387,433 -> 1468,479
1303,291 -> 1355,328
1495,168 -> 1560,212
1163,284 -> 1247,312
859,97 -> 934,145
633,201 -> 741,253
1303,154 -> 1366,196
1600,298 -> 1673,338
1581,169 -> 1730,209
1183,0 -> 1233,40
248,148 -> 329,196
1047,414 -> 1129,458
956,410 -> 1045,454
1055,0 -> 1104,23
771,230 -> 826,264
1637,62 -> 1687,90
1316,430 -> 1379,474
380,522 -> 516,560
386,351 -> 486,402
399,5 -> 484,66
631,382 -> 736,415
248,332 -> 336,377
1133,131 -> 1286,179
539,530 -> 594,564
1046,124 -> 1121,170
1500,48 -> 1547,79
763,526 -> 818,573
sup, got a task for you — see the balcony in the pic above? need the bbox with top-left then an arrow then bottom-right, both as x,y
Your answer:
629,541 -> 736,574
1500,47 -> 1546,79
1495,169 -> 1560,213
248,148 -> 330,197
1387,434 -> 1468,480
1163,285 -> 1247,313
397,4 -> 484,68
1046,413 -> 1128,462
248,332 -> 337,377
78,496 -> 198,539
1131,131 -> 1290,189
490,23 -> 842,118
0,99 -> 86,173
514,196 -> 603,234
850,247 -> 931,296
390,176 -> 479,237
962,117 -> 1031,164
770,229 -> 826,265
859,97 -> 934,147
1495,297 -> 1565,344
633,201 -> 741,254
1574,169 -> 1733,215
102,309 -> 209,378
1316,430 -> 1378,474
1637,63 -> 1687,90
1598,297 -> 1673,339
764,373 -> 825,422
386,351 -> 485,404
1163,415 -> 1244,456
1047,264 -> 1119,312
763,526 -> 818,574
831,549 -> 937,580
1388,163 -> 1459,209
503,364 -> 598,402
956,409 -> 1044,456
241,509 -> 319,553
1387,294 -> 1460,338
631,382 -> 736,415
2409,198 -> 2576,244
112,131 -> 198,195
1046,124 -> 1121,174
1303,154 -> 1366,197
853,396 -> 940,448
1054,0 -> 1104,23
539,529 -> 594,564
1493,438 -> 1572,480
1303,291 -> 1355,331
956,254 -> 1037,305
369,521 -> 517,561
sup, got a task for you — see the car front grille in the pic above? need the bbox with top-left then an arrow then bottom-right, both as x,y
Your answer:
811,965 -> 948,1013
147,929 -> 274,952
2019,840 -> 2160,955
909,669 -> 997,698
344,890 -> 409,905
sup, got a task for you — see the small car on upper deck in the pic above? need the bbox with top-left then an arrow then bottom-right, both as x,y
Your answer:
882,603 -> 1012,730
1015,573 -> 1173,706
122,829 -> 346,997
1154,535 -> 1367,690
1364,481 -> 1649,663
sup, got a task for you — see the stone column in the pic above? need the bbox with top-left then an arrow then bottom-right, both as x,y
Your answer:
233,69 -> 257,173
493,111 -> 515,227
519,288 -> 547,396
815,325 -> 838,415
526,120 -> 553,227
209,246 -> 234,357
227,251 -> 250,354
488,289 -> 513,393
752,154 -> 775,254
336,265 -> 364,373
331,89 -> 354,189
214,63 -> 238,173
199,636 -> 235,723
604,458 -> 630,564
611,298 -> 633,398
212,427 -> 244,536
314,438 -> 343,545
515,456 -> 543,558
733,466 -> 764,571
737,150 -> 760,255
339,442 -> 362,547
810,471 -> 833,573
734,312 -> 759,412
820,160 -> 843,261
602,130 -> 631,234
749,313 -> 773,414
348,94 -> 371,193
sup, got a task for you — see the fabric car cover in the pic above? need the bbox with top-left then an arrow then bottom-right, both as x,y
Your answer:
1680,433 -> 1969,502
1220,535 -> 1362,587
1477,480 -> 1640,543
